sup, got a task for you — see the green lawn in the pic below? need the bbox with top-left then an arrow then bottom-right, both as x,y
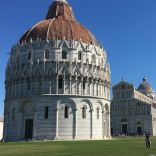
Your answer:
0,137 -> 156,156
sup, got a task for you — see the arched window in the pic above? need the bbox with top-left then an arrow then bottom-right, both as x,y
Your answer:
59,78 -> 63,89
28,51 -> 32,60
78,51 -> 82,60
45,106 -> 49,119
65,106 -> 68,118
62,50 -> 67,59
83,78 -> 85,90
12,109 -> 15,121
45,50 -> 49,59
82,107 -> 86,118
27,81 -> 30,90
97,108 -> 99,119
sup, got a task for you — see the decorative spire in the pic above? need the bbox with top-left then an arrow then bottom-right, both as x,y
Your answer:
143,76 -> 146,82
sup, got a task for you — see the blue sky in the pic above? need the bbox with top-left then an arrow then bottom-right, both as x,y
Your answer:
0,0 -> 156,117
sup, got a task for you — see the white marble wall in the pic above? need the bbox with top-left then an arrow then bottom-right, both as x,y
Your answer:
0,122 -> 3,139
4,40 -> 111,141
4,96 -> 110,141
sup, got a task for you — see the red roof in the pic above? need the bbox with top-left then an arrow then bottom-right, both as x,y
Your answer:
19,0 -> 100,47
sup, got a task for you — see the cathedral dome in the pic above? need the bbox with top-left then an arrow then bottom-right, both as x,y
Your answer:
138,77 -> 155,99
19,0 -> 100,47
138,78 -> 153,92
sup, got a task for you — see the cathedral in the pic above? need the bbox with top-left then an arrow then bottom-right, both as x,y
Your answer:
111,77 -> 156,136
3,0 -> 111,141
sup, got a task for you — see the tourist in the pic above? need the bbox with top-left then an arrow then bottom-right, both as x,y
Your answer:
147,137 -> 151,148
1,137 -> 4,143
145,133 -> 151,148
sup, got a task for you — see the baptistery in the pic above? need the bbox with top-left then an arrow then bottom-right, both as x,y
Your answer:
3,0 -> 111,141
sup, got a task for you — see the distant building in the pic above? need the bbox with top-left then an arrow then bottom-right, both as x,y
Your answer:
111,77 -> 156,135
0,117 -> 4,139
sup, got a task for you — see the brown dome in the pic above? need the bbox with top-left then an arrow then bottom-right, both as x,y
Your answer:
19,0 -> 100,47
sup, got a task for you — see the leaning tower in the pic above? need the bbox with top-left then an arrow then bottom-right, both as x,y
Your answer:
4,0 -> 111,141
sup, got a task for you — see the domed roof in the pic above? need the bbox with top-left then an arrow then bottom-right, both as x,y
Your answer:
138,77 -> 154,92
19,0 -> 100,47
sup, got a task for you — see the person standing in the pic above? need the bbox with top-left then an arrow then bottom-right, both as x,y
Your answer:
145,133 -> 151,148
147,137 -> 151,148
1,137 -> 4,143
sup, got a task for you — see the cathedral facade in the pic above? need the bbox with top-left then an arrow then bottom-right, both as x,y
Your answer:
111,78 -> 156,136
3,0 -> 111,141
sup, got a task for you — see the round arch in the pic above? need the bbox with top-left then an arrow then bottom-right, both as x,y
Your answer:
79,99 -> 93,110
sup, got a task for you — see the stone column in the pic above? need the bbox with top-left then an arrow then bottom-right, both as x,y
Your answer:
30,77 -> 32,96
101,82 -> 103,97
24,78 -> 26,96
36,77 -> 38,95
91,109 -> 94,139
91,79 -> 94,96
75,76 -> 77,95
69,76 -> 72,94
81,77 -> 83,95
98,81 -> 100,97
107,112 -> 111,138
86,78 -> 89,95
104,112 -> 107,138
49,80 -> 51,94
19,79 -> 21,96
94,80 -> 96,96
74,108 -> 78,140
18,110 -> 23,140
96,81 -> 98,96
106,86 -> 108,99
102,110 -> 104,138
54,107 -> 59,140
33,109 -> 37,141
63,73 -> 65,94
56,75 -> 58,94
42,76 -> 45,94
